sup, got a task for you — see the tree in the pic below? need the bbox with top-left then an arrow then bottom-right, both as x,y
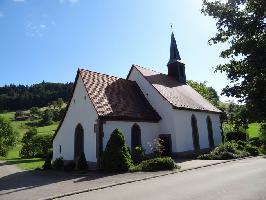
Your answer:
30,107 -> 40,119
0,117 -> 18,156
20,128 -> 38,158
20,128 -> 53,158
41,109 -> 53,125
202,0 -> 266,121
56,98 -> 64,109
101,129 -> 132,172
187,80 -> 220,106
227,102 -> 249,131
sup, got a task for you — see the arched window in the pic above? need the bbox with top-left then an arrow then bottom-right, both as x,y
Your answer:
131,123 -> 141,150
74,124 -> 84,159
191,114 -> 200,151
206,116 -> 215,149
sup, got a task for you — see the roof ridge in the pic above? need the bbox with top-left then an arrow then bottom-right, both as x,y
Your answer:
132,64 -> 162,74
79,68 -> 121,80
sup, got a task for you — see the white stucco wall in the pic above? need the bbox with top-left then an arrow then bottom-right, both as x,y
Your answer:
128,67 -> 222,153
53,74 -> 98,162
171,110 -> 222,152
103,121 -> 159,154
127,68 -> 176,146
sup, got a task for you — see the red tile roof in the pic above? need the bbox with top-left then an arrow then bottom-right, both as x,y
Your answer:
131,65 -> 222,113
79,69 -> 161,121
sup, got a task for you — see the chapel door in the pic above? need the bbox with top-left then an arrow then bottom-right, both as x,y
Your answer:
159,134 -> 172,156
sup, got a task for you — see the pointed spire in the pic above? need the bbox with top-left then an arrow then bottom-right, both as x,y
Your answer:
167,32 -> 181,65
167,31 -> 186,84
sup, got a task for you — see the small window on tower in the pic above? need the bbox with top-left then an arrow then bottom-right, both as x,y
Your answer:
84,95 -> 86,100
59,145 -> 62,153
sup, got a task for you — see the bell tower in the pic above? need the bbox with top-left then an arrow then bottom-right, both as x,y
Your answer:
167,32 -> 186,84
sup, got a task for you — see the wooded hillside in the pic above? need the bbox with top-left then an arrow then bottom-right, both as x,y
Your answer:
0,82 -> 73,111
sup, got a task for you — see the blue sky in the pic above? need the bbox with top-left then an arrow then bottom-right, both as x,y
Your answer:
0,0 -> 231,101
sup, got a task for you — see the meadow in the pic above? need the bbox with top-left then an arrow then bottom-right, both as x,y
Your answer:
0,111 -> 59,170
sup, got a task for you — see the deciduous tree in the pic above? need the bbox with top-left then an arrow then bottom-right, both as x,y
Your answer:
202,0 -> 266,121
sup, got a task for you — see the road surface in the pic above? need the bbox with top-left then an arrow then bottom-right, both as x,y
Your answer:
61,157 -> 266,200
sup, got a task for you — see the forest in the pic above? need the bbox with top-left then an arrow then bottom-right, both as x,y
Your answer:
0,82 -> 73,111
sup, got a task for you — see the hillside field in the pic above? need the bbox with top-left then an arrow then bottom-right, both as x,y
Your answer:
0,111 -> 59,170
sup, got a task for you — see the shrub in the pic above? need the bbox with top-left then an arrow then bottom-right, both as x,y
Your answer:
132,146 -> 144,164
101,129 -> 132,172
244,144 -> 259,156
77,152 -> 88,171
136,157 -> 177,172
147,138 -> 165,157
52,157 -> 64,170
248,137 -> 263,147
259,123 -> 266,145
20,128 -> 38,158
42,151 -> 53,170
20,130 -> 52,158
198,141 -> 252,160
236,140 -> 247,150
226,131 -> 248,142
40,109 -> 53,125
64,161 -> 76,172
0,117 -> 18,156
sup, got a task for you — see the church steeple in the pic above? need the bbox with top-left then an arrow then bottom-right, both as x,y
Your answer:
168,32 -> 181,64
167,32 -> 186,84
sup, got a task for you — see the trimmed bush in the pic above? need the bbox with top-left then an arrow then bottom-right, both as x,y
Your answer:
101,129 -> 132,172
42,151 -> 53,170
249,137 -> 263,147
226,131 -> 248,142
132,146 -> 144,164
52,157 -> 64,170
135,157 -> 177,172
77,152 -> 88,171
64,161 -> 76,172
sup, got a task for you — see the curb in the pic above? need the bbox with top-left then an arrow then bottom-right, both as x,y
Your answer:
40,156 -> 261,200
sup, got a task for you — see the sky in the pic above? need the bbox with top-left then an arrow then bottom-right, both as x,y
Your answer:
0,0 -> 232,102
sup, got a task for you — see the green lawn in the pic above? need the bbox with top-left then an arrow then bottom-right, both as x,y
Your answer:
247,123 -> 261,138
0,147 -> 45,170
0,111 -> 58,170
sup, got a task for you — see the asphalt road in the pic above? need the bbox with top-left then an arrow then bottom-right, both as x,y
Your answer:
61,157 -> 266,200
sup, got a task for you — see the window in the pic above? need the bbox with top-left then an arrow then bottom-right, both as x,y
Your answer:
59,145 -> 62,153
191,114 -> 200,151
131,124 -> 141,150
206,116 -> 215,149
74,124 -> 84,159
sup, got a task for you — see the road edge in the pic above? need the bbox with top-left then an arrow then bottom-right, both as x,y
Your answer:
40,156 -> 262,200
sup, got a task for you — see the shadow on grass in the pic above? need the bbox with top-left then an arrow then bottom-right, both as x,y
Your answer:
24,121 -> 47,128
0,158 -> 44,167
